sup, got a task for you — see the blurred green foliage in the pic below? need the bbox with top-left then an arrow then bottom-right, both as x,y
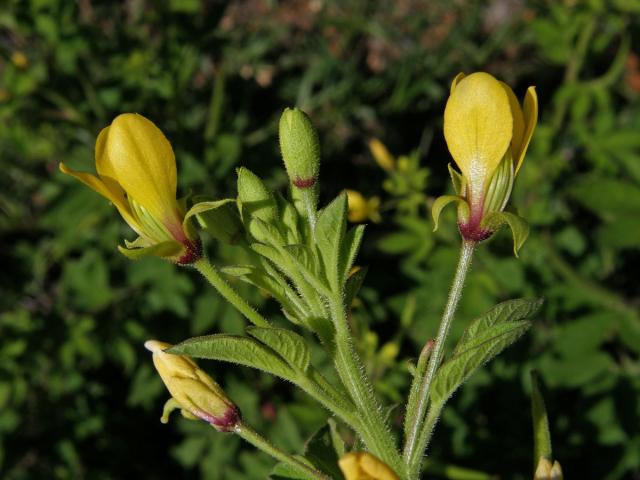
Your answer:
1,0 -> 639,479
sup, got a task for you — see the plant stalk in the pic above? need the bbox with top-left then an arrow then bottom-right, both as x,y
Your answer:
193,257 -> 271,328
403,240 -> 475,475
329,296 -> 405,478
234,422 -> 331,480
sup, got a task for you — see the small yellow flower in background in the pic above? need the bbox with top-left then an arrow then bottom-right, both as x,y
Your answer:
338,452 -> 400,480
368,138 -> 395,172
145,340 -> 240,432
534,457 -> 563,480
346,189 -> 382,223
11,51 -> 29,69
60,113 -> 201,264
434,71 -> 537,252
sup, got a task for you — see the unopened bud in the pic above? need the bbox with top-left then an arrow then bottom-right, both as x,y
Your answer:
534,457 -> 563,480
145,340 -> 239,432
279,108 -> 320,189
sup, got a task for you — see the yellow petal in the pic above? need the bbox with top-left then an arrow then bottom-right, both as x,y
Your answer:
359,453 -> 399,480
338,453 -> 361,480
338,452 -> 399,480
368,138 -> 395,172
501,82 -> 525,160
444,72 -> 513,198
59,162 -> 142,234
516,86 -> 538,174
450,72 -> 466,94
346,190 -> 369,223
102,113 -> 180,228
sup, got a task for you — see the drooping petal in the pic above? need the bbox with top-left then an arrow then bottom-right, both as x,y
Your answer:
449,72 -> 466,94
444,72 -> 513,197
501,82 -> 525,160
515,86 -> 538,174
59,162 -> 143,234
102,113 -> 180,228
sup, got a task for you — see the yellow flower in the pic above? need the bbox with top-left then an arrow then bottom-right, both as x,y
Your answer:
145,340 -> 239,432
338,452 -> 400,480
60,113 -> 201,263
436,72 -> 537,247
11,51 -> 29,69
368,139 -> 395,172
346,189 -> 381,223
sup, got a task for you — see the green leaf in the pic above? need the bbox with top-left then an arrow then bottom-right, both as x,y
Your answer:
303,423 -> 345,479
276,192 -> 303,245
220,264 -> 301,321
455,298 -> 543,355
284,244 -> 316,273
430,320 -> 532,407
404,340 -> 434,440
344,267 -> 367,310
339,225 -> 365,284
431,195 -> 468,232
270,462 -> 317,480
252,243 -> 287,269
247,327 -> 311,373
316,194 -> 347,292
482,211 -> 530,257
531,370 -> 552,465
220,265 -> 256,277
169,335 -> 296,381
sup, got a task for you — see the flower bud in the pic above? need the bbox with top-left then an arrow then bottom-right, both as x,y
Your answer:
534,457 -> 563,480
278,108 -> 320,189
338,452 -> 400,480
145,340 -> 239,432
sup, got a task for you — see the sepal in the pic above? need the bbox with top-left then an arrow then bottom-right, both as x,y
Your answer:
431,195 -> 469,232
186,198 -> 244,244
482,210 -> 529,257
118,239 -> 183,260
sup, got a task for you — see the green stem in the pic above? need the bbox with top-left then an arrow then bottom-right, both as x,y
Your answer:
403,240 -> 475,476
234,421 -> 331,480
329,296 -> 404,477
193,257 -> 271,328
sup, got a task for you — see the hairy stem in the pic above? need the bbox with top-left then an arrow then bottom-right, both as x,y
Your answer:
403,240 -> 475,476
193,257 -> 271,328
329,296 -> 405,478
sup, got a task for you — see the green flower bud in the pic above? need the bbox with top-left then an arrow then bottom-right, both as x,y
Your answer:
278,108 -> 320,189
236,167 -> 278,241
